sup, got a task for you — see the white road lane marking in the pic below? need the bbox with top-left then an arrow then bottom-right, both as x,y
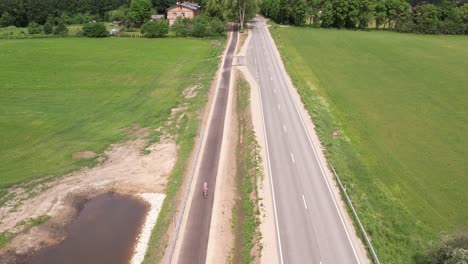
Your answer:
302,194 -> 308,210
283,125 -> 286,133
277,104 -> 281,110
290,153 -> 295,163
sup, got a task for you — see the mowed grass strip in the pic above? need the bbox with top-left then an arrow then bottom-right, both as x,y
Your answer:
0,38 -> 221,189
270,27 -> 467,263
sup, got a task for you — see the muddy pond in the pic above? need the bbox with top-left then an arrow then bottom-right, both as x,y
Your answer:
29,193 -> 149,264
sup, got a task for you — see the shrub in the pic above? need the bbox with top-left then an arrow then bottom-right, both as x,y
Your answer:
43,20 -> 53,34
171,17 -> 190,37
82,22 -> 109,37
0,12 -> 14,27
141,20 -> 169,38
424,232 -> 468,264
171,15 -> 225,38
27,22 -> 42,34
191,22 -> 207,38
207,17 -> 225,37
397,19 -> 415,33
53,21 -> 68,35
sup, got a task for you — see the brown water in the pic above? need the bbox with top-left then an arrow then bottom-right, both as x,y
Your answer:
30,193 -> 149,264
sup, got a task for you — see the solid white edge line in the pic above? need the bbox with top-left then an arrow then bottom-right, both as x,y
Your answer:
261,17 -> 362,264
283,125 -> 286,133
290,153 -> 295,163
254,21 -> 285,264
277,104 -> 281,110
302,194 -> 308,210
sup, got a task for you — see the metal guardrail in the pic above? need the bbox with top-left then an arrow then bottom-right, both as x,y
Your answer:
330,165 -> 381,264
165,127 -> 205,264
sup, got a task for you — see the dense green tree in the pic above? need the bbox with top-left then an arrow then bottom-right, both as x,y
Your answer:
141,19 -> 169,37
412,4 -> 440,33
461,4 -> 468,34
332,0 -> 349,28
385,0 -> 409,28
321,0 -> 335,27
292,0 -> 308,26
207,17 -> 226,36
1,0 -> 28,27
260,0 -> 276,18
375,1 -> 387,29
0,0 -> 126,27
171,17 -> 190,37
82,22 -> 108,37
462,3 -> 468,22
53,20 -> 68,35
204,0 -> 224,20
107,7 -> 128,22
191,22 -> 208,37
27,22 -> 42,34
276,0 -> 290,24
43,17 -> 54,34
151,0 -> 174,14
307,0 -> 321,26
345,0 -> 360,28
224,0 -> 257,31
0,12 -> 15,27
129,0 -> 152,25
357,0 -> 376,29
171,15 -> 225,37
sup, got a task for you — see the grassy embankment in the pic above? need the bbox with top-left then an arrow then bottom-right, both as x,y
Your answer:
269,27 -> 467,263
231,75 -> 262,263
0,37 -> 224,251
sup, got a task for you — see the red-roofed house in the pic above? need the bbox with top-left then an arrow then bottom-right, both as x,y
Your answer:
166,2 -> 201,25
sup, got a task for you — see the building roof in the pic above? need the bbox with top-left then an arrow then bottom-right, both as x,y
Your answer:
167,2 -> 200,11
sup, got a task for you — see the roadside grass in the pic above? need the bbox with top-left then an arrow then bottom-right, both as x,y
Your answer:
141,41 -> 224,263
231,75 -> 262,263
0,37 -> 222,191
0,232 -> 14,249
16,215 -> 51,228
269,27 -> 468,263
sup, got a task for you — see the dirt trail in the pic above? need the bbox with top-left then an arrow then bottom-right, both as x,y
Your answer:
0,134 -> 176,257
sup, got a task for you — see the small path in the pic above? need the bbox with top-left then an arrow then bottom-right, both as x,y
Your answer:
176,24 -> 239,264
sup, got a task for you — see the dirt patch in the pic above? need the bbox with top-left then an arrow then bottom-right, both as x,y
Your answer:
72,151 -> 97,159
0,135 -> 177,258
183,85 -> 200,99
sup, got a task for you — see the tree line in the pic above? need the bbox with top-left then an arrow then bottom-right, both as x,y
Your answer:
0,0 -> 185,27
260,0 -> 468,34
0,0 -> 258,33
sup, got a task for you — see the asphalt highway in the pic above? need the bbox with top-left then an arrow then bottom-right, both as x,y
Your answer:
177,25 -> 238,264
246,17 -> 364,264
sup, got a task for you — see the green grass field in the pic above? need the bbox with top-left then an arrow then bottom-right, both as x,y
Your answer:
270,27 -> 467,263
0,37 -> 222,189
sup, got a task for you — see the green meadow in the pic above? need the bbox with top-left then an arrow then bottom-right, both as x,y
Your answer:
270,27 -> 467,263
0,38 -> 222,189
